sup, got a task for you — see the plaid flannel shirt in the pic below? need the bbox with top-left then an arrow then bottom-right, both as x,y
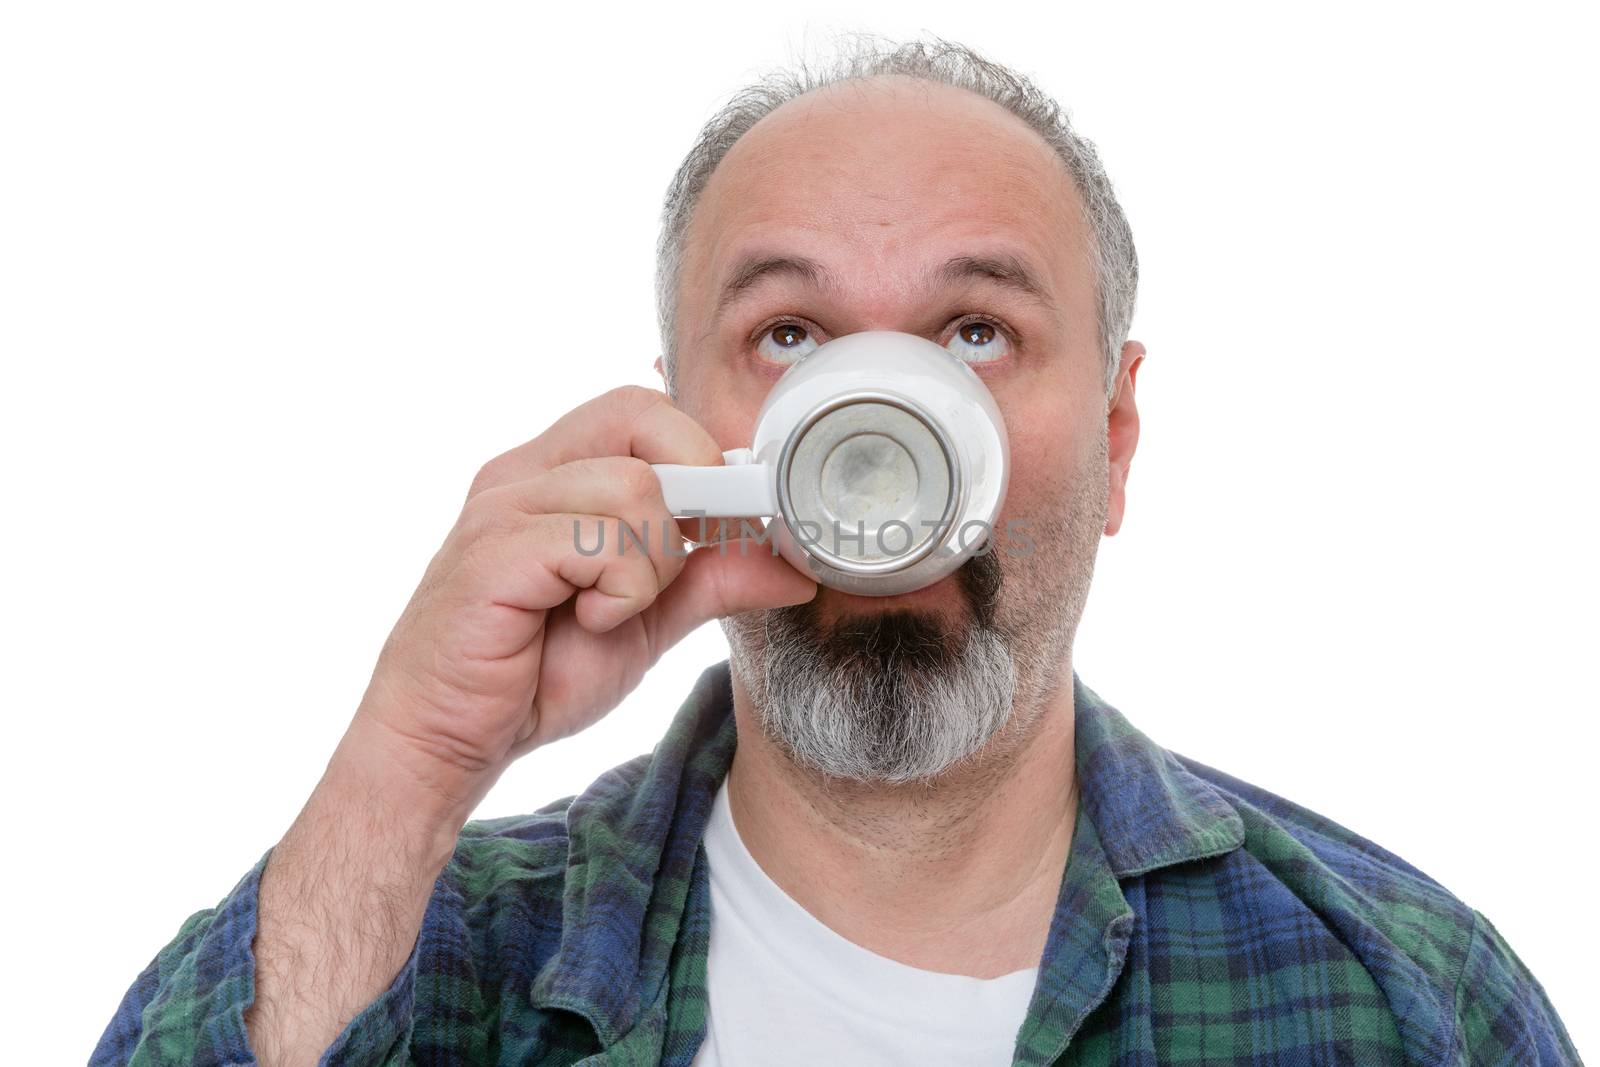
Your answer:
93,662 -> 1581,1065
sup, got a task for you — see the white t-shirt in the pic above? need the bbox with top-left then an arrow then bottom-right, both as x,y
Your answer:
688,776 -> 1039,1066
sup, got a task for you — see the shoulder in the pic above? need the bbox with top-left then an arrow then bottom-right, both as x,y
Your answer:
1166,754 -> 1579,1061
1453,907 -> 1583,1062
1172,751 -> 1478,972
1174,752 -> 1458,899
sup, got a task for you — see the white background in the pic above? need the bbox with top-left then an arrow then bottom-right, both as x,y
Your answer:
2,3 -> 1594,1061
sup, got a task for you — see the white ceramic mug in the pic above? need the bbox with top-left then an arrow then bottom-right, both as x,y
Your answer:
651,330 -> 1009,596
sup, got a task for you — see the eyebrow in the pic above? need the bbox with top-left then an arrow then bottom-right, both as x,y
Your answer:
712,249 -> 1057,321
717,254 -> 835,312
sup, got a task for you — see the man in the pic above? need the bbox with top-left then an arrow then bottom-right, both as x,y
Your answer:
94,34 -> 1578,1067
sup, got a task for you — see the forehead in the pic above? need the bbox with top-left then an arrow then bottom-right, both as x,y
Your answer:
682,76 -> 1091,311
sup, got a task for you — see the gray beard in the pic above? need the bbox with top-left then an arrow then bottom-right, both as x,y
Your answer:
722,552 -> 1019,785
721,421 -> 1109,785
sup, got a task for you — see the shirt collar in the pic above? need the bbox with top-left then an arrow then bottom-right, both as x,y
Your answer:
1014,671 -> 1247,1063
530,661 -> 1246,1056
1071,671 -> 1246,878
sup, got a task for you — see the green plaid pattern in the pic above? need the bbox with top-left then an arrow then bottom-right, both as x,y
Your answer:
94,662 -> 1581,1065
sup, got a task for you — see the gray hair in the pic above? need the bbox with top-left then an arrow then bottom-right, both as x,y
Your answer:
735,610 -> 1019,785
653,30 -> 1139,402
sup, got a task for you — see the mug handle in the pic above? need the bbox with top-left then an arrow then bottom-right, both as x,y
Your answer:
651,449 -> 778,518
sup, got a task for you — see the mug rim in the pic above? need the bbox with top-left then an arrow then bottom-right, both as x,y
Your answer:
773,388 -> 965,577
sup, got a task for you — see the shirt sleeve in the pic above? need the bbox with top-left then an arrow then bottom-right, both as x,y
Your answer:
1453,908 -> 1583,1065
90,846 -> 425,1067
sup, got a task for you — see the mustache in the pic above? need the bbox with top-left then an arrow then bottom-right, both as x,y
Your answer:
762,547 -> 1007,669
956,546 -> 1003,631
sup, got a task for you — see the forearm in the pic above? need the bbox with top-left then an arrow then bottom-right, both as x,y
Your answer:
244,717 -> 473,1066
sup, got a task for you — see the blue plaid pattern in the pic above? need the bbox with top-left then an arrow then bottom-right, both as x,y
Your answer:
93,662 -> 1581,1064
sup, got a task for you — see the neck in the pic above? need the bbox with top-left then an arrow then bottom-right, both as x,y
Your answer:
723,662 -> 1079,978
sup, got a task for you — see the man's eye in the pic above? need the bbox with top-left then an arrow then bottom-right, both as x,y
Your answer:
755,317 -> 1010,365
755,321 -> 820,365
946,318 -> 1011,363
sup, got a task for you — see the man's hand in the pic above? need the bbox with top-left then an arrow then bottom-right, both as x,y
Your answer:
244,386 -> 815,1065
356,384 -> 815,815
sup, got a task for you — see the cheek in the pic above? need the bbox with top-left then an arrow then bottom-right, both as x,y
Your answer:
674,366 -> 766,450
996,453 -> 1068,544
993,391 -> 1092,524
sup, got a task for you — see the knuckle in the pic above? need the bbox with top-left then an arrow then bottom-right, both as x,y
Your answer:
615,457 -> 661,502
467,456 -> 509,499
607,383 -> 669,415
457,485 -> 519,542
454,518 -> 502,569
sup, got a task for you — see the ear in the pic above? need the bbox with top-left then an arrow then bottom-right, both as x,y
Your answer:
653,354 -> 668,388
1103,340 -> 1145,536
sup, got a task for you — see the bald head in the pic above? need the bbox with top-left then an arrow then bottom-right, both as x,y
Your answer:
653,37 -> 1139,404
673,75 -> 1091,377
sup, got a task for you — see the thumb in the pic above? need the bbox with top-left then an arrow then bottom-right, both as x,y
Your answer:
645,539 -> 817,655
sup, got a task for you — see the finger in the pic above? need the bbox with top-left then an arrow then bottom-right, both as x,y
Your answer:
469,386 -> 723,498
454,513 -> 667,649
498,456 -> 691,592
563,536 -> 670,634
643,539 -> 819,657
